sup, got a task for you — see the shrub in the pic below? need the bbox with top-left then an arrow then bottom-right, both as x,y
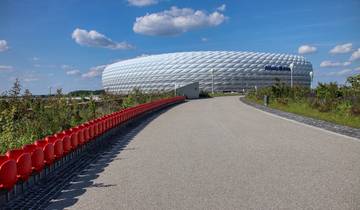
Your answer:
0,81 -> 172,154
199,91 -> 211,98
350,100 -> 360,116
276,97 -> 289,105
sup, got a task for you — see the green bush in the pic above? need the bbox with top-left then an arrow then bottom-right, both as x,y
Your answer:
0,82 -> 172,154
245,74 -> 360,127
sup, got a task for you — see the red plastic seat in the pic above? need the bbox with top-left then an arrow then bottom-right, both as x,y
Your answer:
108,118 -> 112,128
94,121 -> 99,137
119,113 -> 125,123
56,132 -> 72,154
35,140 -> 54,165
66,129 -> 78,150
74,126 -> 85,145
100,119 -> 106,133
83,125 -> 90,142
23,144 -> 44,172
103,119 -> 108,131
6,149 -> 32,181
88,123 -> 95,139
46,136 -> 64,160
64,135 -> 72,153
0,156 -> 17,190
106,117 -> 111,129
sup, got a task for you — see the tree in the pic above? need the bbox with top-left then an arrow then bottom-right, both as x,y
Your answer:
23,89 -> 32,100
347,74 -> 360,91
9,78 -> 21,99
56,88 -> 63,97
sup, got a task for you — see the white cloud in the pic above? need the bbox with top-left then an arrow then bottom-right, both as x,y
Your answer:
34,64 -> 56,68
336,69 -> 352,75
350,48 -> 360,61
0,40 -> 9,52
201,37 -> 208,42
329,43 -> 352,54
135,54 -> 151,58
32,57 -> 40,61
61,64 -> 72,70
0,65 -> 14,72
320,60 -> 351,67
23,76 -> 39,82
61,65 -> 81,76
298,45 -> 317,54
344,61 -> 351,66
324,67 -> 360,76
325,68 -> 356,76
217,4 -> 226,12
128,0 -> 158,7
72,28 -> 134,50
133,6 -> 227,36
82,65 -> 107,79
66,69 -> 81,75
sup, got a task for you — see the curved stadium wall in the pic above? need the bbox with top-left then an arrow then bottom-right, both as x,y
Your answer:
102,51 -> 313,94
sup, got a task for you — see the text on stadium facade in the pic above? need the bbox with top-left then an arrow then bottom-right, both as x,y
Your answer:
264,65 -> 291,71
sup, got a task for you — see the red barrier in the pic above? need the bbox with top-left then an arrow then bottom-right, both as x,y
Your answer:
0,96 -> 185,193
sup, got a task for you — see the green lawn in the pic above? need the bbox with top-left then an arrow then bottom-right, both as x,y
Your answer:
246,97 -> 360,128
209,92 -> 241,97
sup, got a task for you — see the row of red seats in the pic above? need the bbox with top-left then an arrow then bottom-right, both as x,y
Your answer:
0,96 -> 185,191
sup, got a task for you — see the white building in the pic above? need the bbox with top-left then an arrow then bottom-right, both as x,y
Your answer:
102,51 -> 313,94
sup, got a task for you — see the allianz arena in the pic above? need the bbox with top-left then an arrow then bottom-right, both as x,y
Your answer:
102,51 -> 313,94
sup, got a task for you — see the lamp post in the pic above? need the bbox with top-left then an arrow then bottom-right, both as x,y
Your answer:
309,71 -> 314,89
174,83 -> 177,96
289,63 -> 294,88
211,69 -> 214,94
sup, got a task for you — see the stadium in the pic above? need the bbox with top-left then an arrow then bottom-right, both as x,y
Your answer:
102,51 -> 313,94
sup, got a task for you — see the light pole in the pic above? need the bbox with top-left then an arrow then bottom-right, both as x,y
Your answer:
289,63 -> 294,88
309,71 -> 314,89
174,83 -> 177,96
211,69 -> 214,94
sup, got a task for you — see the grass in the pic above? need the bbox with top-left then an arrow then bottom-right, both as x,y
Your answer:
247,97 -> 360,128
209,92 -> 241,97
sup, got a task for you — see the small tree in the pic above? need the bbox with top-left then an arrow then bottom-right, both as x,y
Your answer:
9,78 -> 21,99
88,96 -> 97,119
346,74 -> 360,92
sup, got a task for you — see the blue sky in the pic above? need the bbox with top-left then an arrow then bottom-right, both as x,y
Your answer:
0,0 -> 359,94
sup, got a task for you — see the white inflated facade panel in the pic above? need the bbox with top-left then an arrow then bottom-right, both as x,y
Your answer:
102,51 -> 313,94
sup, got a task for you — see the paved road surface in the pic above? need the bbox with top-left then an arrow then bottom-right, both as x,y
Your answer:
47,96 -> 360,210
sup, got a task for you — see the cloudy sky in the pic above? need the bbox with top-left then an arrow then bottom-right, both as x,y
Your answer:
0,0 -> 359,94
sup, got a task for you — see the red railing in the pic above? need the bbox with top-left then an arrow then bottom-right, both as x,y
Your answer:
0,96 -> 185,191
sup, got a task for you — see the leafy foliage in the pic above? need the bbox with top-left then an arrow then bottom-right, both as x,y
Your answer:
0,81 -> 172,154
246,74 -> 360,127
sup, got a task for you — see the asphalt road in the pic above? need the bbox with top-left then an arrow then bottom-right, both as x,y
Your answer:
47,96 -> 360,210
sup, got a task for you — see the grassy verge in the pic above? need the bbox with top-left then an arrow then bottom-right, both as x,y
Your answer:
246,97 -> 360,128
209,92 -> 241,97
